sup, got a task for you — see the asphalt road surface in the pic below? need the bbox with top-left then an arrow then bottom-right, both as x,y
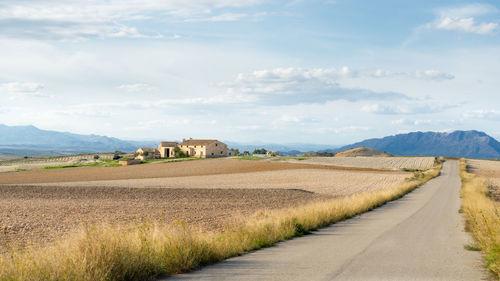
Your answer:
165,160 -> 486,281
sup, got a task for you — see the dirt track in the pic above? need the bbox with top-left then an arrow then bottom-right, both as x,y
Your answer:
0,158 -> 400,185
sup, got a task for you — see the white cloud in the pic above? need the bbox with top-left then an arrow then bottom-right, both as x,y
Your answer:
362,102 -> 453,115
59,93 -> 251,115
0,82 -> 44,93
118,83 -> 156,92
415,70 -> 455,81
391,118 -> 432,126
184,13 -> 247,22
0,0 -> 265,40
371,69 -> 454,81
427,4 -> 499,35
222,67 -> 409,105
0,82 -> 53,99
463,109 -> 500,120
432,17 -> 498,35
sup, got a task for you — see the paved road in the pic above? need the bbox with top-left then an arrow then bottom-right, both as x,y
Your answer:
164,160 -> 485,281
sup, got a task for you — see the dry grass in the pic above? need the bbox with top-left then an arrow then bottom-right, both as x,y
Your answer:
285,156 -> 436,170
460,159 -> 500,278
0,163 -> 441,281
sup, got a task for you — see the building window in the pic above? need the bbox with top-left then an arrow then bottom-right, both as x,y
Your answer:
221,151 -> 223,154
211,153 -> 214,155
215,143 -> 218,146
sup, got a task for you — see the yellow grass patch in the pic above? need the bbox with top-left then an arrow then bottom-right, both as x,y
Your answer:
460,159 -> 500,278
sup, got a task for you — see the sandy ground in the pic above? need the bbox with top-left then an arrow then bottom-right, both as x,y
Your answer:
284,156 -> 436,170
468,159 -> 500,201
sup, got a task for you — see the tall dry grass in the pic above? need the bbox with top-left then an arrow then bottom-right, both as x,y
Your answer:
460,159 -> 500,278
0,164 -> 442,281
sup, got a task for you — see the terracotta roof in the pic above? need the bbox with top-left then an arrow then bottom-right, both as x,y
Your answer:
180,139 -> 218,146
159,141 -> 178,147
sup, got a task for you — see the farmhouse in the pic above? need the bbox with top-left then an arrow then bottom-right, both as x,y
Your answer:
178,138 -> 230,158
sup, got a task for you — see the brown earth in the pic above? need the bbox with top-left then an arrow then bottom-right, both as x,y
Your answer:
0,185 -> 328,251
0,158 -> 399,185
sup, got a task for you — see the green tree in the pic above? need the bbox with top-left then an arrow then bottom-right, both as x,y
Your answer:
231,148 -> 240,156
174,147 -> 186,158
252,148 -> 267,155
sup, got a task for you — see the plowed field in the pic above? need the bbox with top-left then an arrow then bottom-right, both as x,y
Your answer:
287,156 -> 436,170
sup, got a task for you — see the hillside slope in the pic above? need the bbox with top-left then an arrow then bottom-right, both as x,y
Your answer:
335,146 -> 393,157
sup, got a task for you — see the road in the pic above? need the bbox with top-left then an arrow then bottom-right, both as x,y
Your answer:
164,160 -> 486,281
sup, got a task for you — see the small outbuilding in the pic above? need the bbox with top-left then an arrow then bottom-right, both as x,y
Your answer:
135,147 -> 160,160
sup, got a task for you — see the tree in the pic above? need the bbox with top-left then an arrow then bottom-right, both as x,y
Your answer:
243,151 -> 250,156
230,148 -> 240,156
174,147 -> 186,158
252,148 -> 267,155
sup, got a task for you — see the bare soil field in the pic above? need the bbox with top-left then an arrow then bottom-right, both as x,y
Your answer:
285,156 -> 436,170
468,159 -> 500,201
0,158 -> 398,185
0,186 -> 327,251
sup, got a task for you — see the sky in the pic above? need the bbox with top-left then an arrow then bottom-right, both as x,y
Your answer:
0,0 -> 499,145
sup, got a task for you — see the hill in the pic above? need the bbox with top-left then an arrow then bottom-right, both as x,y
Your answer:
335,146 -> 393,157
333,130 -> 500,159
0,124 -> 155,155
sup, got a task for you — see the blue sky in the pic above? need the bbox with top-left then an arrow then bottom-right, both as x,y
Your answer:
0,0 -> 499,145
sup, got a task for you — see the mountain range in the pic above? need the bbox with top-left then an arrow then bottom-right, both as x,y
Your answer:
0,124 -> 155,155
331,130 -> 500,159
0,124 -> 499,159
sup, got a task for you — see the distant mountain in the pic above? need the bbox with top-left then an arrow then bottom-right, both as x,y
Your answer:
0,124 -> 156,155
335,146 -> 393,157
331,130 -> 500,159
